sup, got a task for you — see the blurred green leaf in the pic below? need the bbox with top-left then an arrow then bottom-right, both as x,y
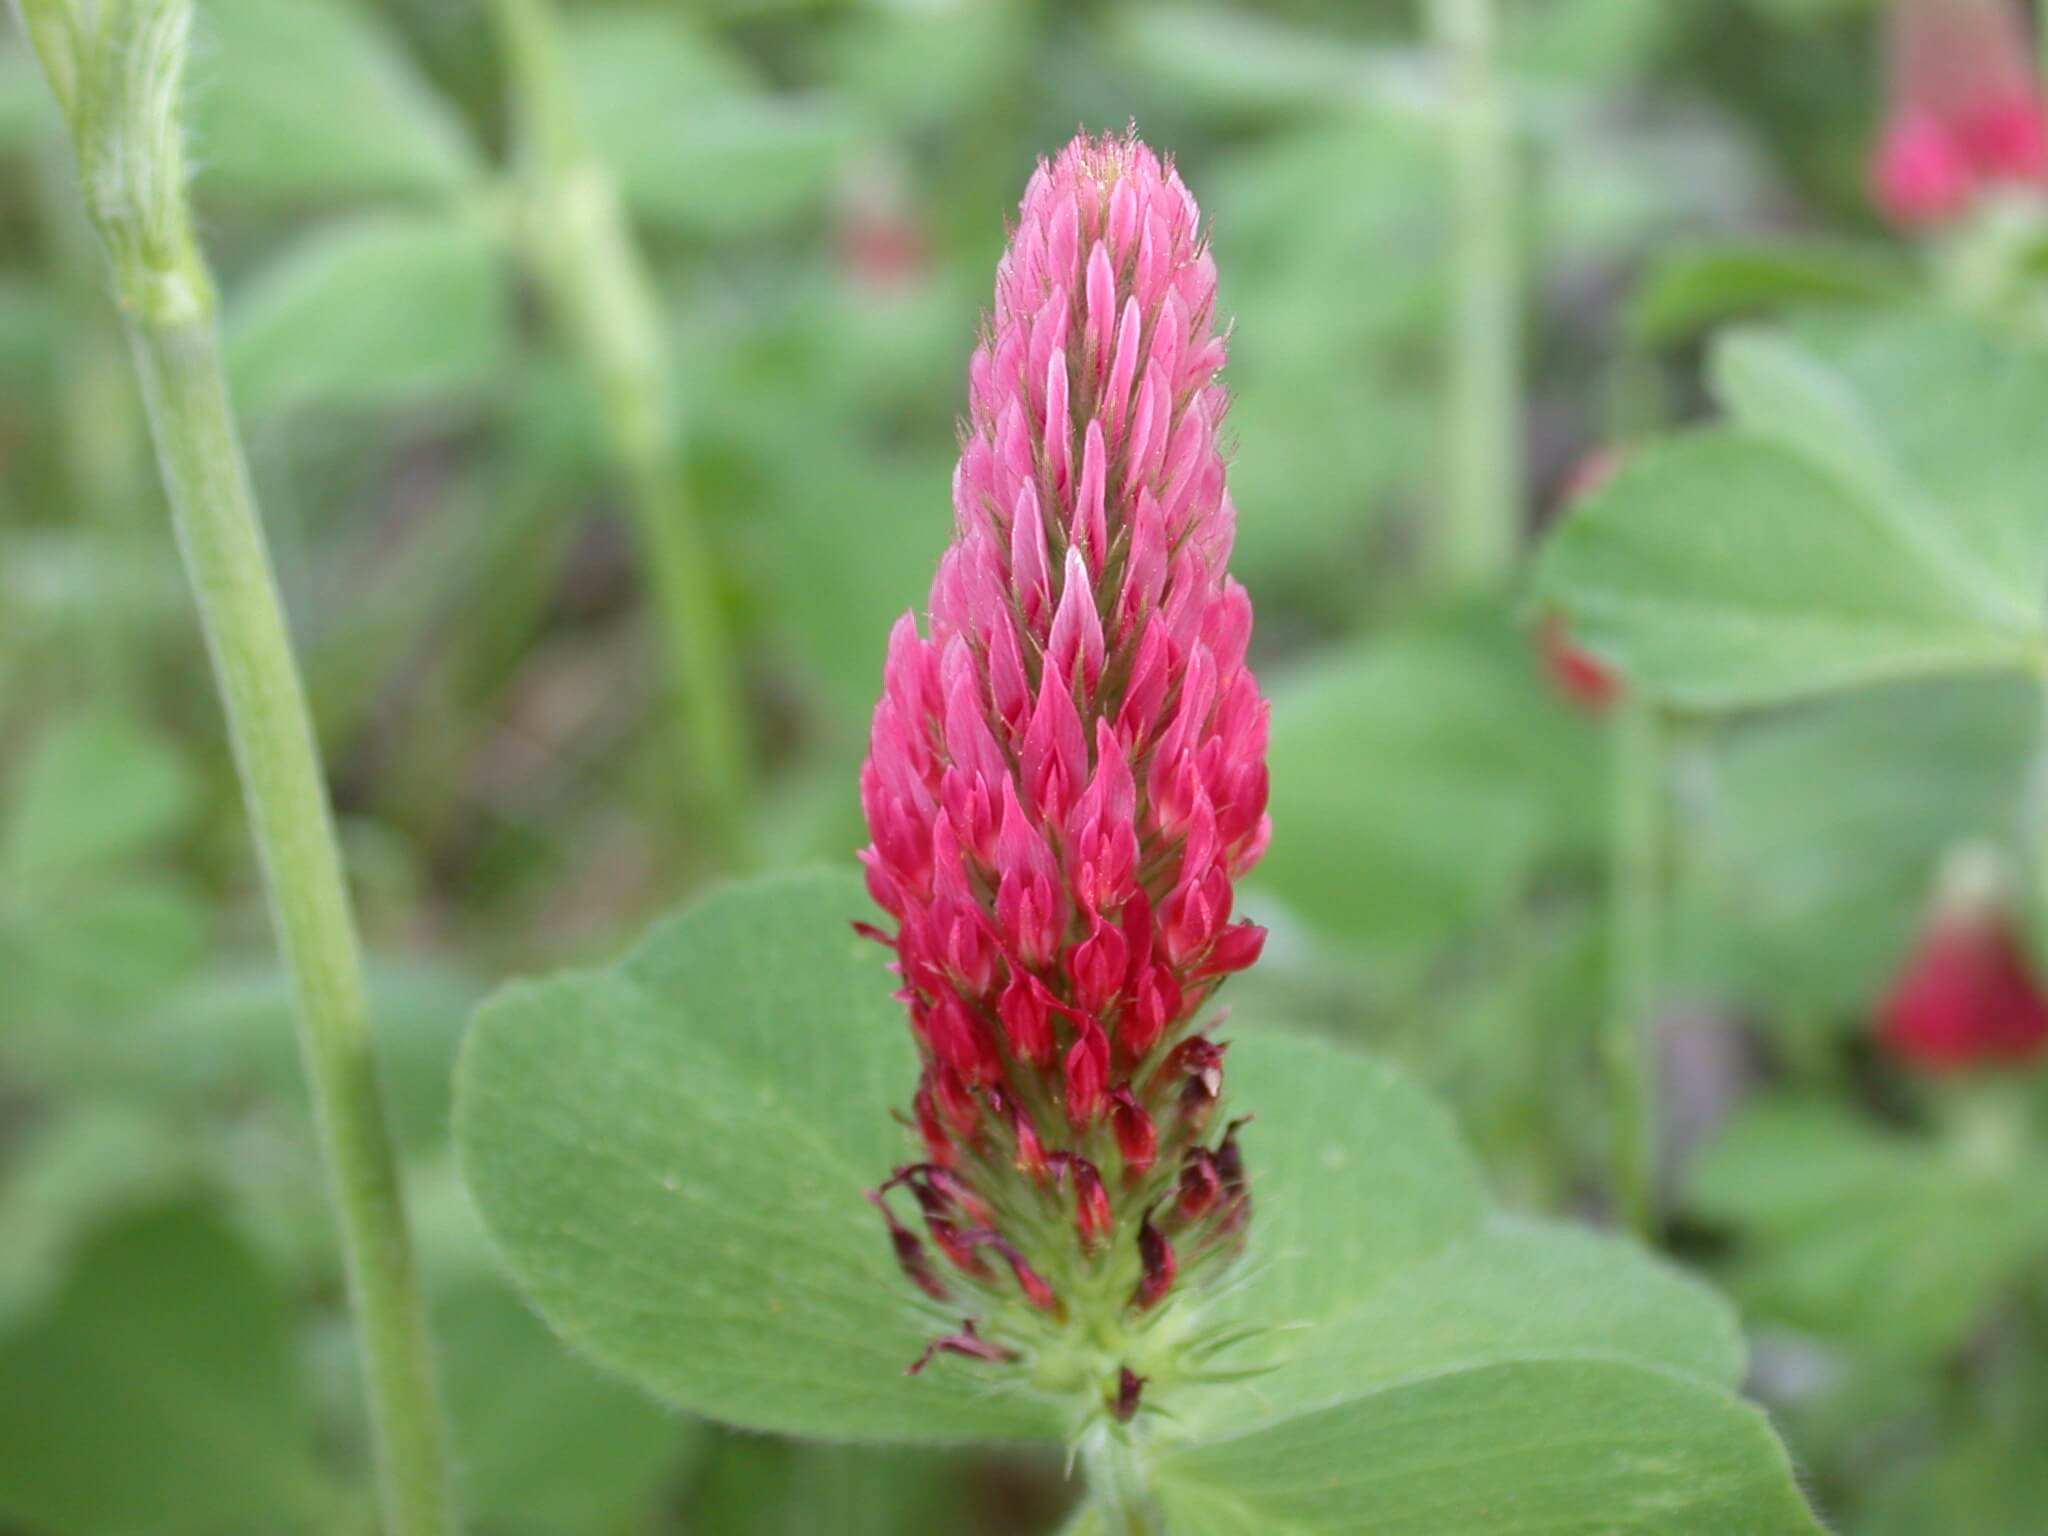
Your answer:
0,1107 -> 193,1325
1257,616 -> 1600,953
227,211 -> 508,416
193,0 -> 482,202
1506,0 -> 1676,82
1629,240 -> 1915,346
0,39 -> 47,153
441,1280 -> 694,1534
1677,676 -> 2037,1016
562,8 -> 850,235
3,709 -> 195,882
1107,5 -> 1376,114
686,1435 -> 1004,1536
7,874 -> 210,1020
0,1202 -> 332,1535
1538,313 -> 2048,708
1691,1097 -> 2048,1358
1209,117 -> 1440,592
1863,1434 -> 2048,1536
829,0 -> 1031,129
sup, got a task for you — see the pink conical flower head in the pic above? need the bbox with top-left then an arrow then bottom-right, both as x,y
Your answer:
862,131 -> 1269,1417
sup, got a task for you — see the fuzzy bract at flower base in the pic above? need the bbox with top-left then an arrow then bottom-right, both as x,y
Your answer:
857,131 -> 1271,1427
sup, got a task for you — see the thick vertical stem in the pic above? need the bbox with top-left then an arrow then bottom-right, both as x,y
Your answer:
1604,697 -> 1662,1240
22,1 -> 459,1527
1431,0 -> 1523,589
128,309 -> 458,1536
1081,1424 -> 1165,1536
490,0 -> 751,864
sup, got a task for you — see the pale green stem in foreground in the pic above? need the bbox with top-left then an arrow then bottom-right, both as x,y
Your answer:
489,0 -> 751,865
1081,1424 -> 1166,1536
15,3 -> 457,1530
1430,0 -> 1523,590
1604,697 -> 1662,1241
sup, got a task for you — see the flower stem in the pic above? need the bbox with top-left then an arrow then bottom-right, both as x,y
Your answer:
1604,697 -> 1663,1240
1080,1423 -> 1165,1536
1430,0 -> 1523,590
489,0 -> 752,866
20,4 -> 458,1529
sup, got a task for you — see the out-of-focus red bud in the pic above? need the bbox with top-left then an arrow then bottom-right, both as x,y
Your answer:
1872,0 -> 2048,228
1879,846 -> 2048,1071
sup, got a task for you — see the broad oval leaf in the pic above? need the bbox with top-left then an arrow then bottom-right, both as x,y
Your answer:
1536,313 -> 2048,708
457,871 -> 1823,1533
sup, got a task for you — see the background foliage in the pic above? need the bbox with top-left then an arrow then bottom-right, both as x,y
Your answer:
2,0 -> 2043,1531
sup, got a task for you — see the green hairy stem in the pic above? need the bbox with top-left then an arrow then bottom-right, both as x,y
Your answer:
15,2 -> 458,1529
1080,1423 -> 1166,1536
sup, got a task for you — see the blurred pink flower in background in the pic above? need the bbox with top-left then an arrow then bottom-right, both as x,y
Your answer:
1878,847 -> 2048,1071
1871,0 -> 2048,226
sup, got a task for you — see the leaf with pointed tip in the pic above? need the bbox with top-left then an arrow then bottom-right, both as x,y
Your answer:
1536,313 -> 2048,708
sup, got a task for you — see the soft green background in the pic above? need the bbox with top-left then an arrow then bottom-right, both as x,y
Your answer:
5,0 -> 2045,1531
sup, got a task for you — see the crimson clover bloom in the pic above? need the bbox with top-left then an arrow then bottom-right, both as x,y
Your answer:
1871,0 -> 2048,227
1878,847 -> 2048,1072
859,132 -> 1269,1421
